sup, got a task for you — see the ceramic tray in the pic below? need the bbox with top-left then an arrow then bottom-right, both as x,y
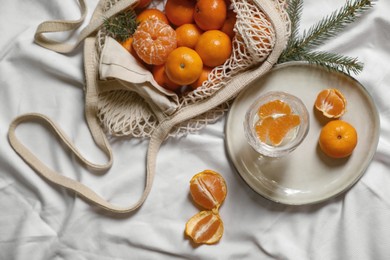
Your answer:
225,62 -> 380,205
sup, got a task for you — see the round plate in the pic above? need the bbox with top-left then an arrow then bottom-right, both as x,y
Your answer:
225,62 -> 380,205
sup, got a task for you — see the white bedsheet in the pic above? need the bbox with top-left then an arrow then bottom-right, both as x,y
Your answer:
1,0 -> 390,259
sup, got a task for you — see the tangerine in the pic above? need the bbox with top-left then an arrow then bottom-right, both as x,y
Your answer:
258,99 -> 292,119
165,0 -> 196,27
165,47 -> 203,86
256,114 -> 301,146
132,19 -> 177,65
136,8 -> 169,24
185,210 -> 224,244
135,0 -> 152,9
175,23 -> 203,49
194,0 -> 227,31
120,37 -> 144,63
195,30 -> 232,67
315,88 -> 347,118
319,120 -> 358,158
190,66 -> 213,89
255,99 -> 301,146
221,9 -> 237,39
189,170 -> 227,210
152,65 -> 181,91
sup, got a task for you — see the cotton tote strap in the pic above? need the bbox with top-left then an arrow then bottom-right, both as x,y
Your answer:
8,0 -> 163,213
7,36 -> 167,213
34,0 -> 138,53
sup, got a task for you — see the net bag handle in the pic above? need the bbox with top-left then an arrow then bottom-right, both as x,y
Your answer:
8,0 -> 289,213
34,0 -> 138,53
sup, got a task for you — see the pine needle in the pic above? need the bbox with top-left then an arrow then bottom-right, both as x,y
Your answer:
278,0 -> 375,75
103,10 -> 138,42
286,0 -> 304,44
298,51 -> 364,75
298,0 -> 373,51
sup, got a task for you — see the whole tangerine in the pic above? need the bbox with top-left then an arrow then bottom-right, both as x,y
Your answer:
221,9 -> 237,39
190,66 -> 213,89
136,8 -> 169,24
195,30 -> 232,67
319,120 -> 358,158
175,23 -> 203,49
194,0 -> 227,31
152,65 -> 181,91
165,47 -> 203,86
120,37 -> 144,64
165,0 -> 196,27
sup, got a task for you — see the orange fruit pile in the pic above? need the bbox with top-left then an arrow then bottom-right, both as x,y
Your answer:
255,100 -> 301,146
315,88 -> 358,158
123,0 -> 235,92
185,170 -> 227,245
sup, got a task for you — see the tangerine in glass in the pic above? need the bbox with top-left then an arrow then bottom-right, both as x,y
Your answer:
165,0 -> 196,27
136,8 -> 169,24
319,120 -> 358,158
195,30 -> 232,68
194,0 -> 227,31
189,170 -> 227,210
185,210 -> 224,245
165,46 -> 203,86
314,88 -> 347,118
132,19 -> 177,65
175,23 -> 203,49
244,91 -> 309,157
255,114 -> 301,146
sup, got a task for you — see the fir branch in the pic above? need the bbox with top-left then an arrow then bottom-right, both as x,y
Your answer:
286,0 -> 304,43
297,51 -> 364,75
278,0 -> 374,75
297,0 -> 373,51
103,10 -> 138,42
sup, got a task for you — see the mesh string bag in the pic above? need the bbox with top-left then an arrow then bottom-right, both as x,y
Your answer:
96,0 -> 291,138
8,0 -> 291,213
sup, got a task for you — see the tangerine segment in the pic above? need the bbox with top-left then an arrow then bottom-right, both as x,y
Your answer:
185,211 -> 224,244
258,99 -> 292,119
189,170 -> 227,210
319,120 -> 358,158
314,88 -> 346,118
132,19 -> 177,65
256,114 -> 300,146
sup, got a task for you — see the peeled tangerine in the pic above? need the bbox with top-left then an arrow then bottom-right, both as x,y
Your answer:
189,169 -> 227,210
186,170 -> 227,245
185,211 -> 224,244
314,88 -> 347,118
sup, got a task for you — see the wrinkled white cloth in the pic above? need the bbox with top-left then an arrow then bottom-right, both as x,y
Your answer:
1,0 -> 390,259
